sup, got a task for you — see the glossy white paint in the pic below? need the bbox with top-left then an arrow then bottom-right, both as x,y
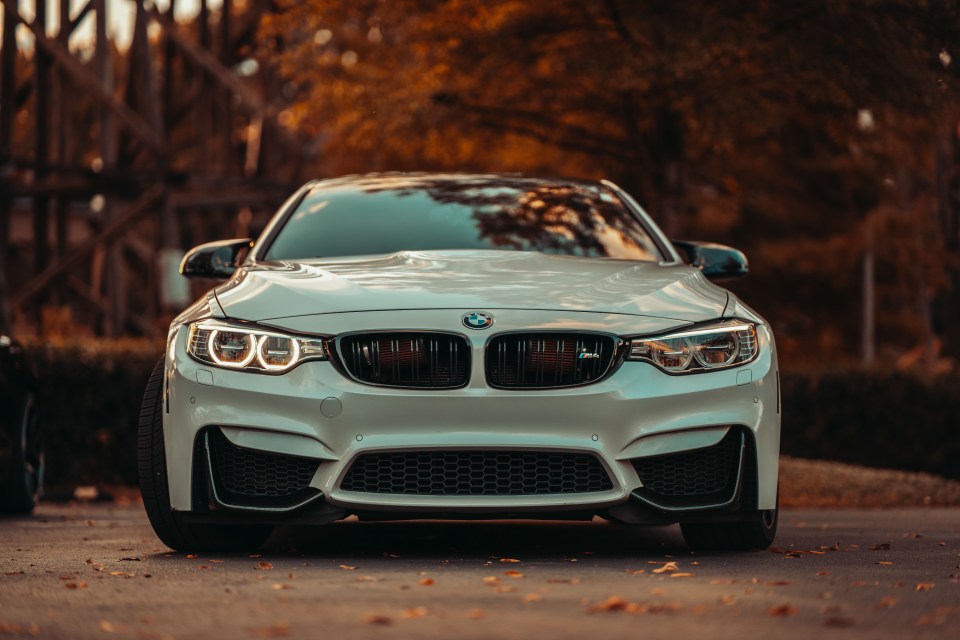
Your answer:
213,251 -> 729,322
163,303 -> 780,516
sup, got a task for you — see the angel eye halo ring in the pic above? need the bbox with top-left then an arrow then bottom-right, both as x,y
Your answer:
628,320 -> 758,373
186,320 -> 326,373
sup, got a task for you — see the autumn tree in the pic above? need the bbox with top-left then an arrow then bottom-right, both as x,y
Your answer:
257,0 -> 960,368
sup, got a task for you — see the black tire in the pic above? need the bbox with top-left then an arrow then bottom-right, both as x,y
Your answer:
0,394 -> 43,514
680,497 -> 779,552
138,358 -> 273,551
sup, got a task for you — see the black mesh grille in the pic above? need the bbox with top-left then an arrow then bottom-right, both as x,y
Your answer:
338,333 -> 469,388
632,428 -> 743,502
486,333 -> 619,389
340,450 -> 613,495
206,428 -> 320,506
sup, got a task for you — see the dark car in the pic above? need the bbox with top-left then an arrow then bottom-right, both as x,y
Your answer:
0,335 -> 42,513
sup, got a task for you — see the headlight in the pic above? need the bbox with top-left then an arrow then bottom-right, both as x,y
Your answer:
628,321 -> 758,373
186,320 -> 327,373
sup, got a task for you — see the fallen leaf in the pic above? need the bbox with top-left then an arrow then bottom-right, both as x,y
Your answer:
98,621 -> 116,633
356,576 -> 379,583
271,584 -> 293,590
400,607 -> 428,619
626,569 -> 645,575
186,554 -> 198,559
363,614 -> 392,626
718,595 -> 737,606
878,597 -> 899,608
467,609 -> 486,620
915,583 -> 935,591
495,586 -> 517,593
418,578 -> 434,586
876,561 -> 894,565
652,562 -> 678,574
523,593 -> 543,603
339,565 -> 357,571
65,581 -> 88,589
710,579 -> 734,585
589,596 -> 629,613
499,558 -> 521,563
256,562 -> 273,571
784,552 -> 803,559
482,576 -> 501,585
768,604 -> 798,617
504,570 -> 524,579
670,573 -> 696,578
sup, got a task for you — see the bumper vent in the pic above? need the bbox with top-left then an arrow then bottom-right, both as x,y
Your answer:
486,333 -> 619,389
340,450 -> 613,496
204,427 -> 320,509
631,427 -> 746,509
337,333 -> 469,388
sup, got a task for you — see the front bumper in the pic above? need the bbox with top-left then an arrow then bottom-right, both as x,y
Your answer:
162,310 -> 780,523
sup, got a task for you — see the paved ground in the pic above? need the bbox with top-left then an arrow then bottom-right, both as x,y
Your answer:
1,502 -> 959,639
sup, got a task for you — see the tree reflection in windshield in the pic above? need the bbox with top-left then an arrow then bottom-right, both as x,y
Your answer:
264,174 -> 662,261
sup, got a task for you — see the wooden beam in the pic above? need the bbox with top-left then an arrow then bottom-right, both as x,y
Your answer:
12,185 -> 164,308
0,0 -> 18,333
147,5 -> 302,153
16,8 -> 165,154
34,0 -> 52,281
68,0 -> 94,35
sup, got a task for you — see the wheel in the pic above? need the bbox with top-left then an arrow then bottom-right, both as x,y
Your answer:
138,358 -> 273,551
0,394 -> 44,514
680,497 -> 779,551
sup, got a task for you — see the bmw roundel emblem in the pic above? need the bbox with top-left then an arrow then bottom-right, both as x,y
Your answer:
462,312 -> 494,330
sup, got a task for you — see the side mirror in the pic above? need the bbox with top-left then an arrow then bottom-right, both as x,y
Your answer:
672,240 -> 749,281
179,238 -> 253,279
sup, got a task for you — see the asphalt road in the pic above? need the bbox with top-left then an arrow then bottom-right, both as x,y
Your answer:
1,502 -> 959,639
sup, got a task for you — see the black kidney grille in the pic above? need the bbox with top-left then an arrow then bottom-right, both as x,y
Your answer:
340,450 -> 613,495
486,333 -> 618,389
338,333 -> 469,388
631,428 -> 744,498
206,427 -> 319,500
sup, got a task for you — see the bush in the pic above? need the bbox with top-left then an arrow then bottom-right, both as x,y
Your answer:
780,371 -> 960,479
23,338 -> 960,487
27,338 -> 162,488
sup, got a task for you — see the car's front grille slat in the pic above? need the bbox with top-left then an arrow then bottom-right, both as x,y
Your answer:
340,450 -> 613,496
486,332 -> 619,389
338,332 -> 469,388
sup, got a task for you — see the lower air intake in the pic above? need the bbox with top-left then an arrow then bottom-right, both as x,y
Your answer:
631,427 -> 746,509
340,450 -> 613,496
204,427 -> 320,509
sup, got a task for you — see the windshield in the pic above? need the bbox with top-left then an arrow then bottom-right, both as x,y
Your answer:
262,176 -> 664,261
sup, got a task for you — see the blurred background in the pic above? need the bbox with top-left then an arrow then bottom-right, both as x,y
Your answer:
1,0 -> 959,491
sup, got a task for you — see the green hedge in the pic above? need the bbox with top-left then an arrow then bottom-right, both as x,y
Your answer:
23,339 -> 960,487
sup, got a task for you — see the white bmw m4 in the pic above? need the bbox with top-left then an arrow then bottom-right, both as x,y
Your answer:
139,173 -> 780,552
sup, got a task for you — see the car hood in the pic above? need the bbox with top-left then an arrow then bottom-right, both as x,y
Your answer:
213,250 -> 728,322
